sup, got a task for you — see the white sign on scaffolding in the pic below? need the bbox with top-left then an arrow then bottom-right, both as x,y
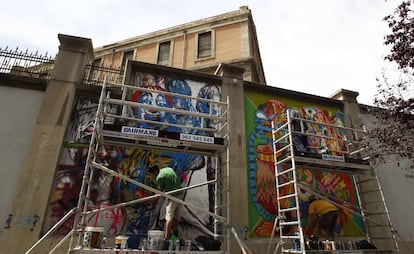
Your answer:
180,133 -> 214,144
121,126 -> 159,137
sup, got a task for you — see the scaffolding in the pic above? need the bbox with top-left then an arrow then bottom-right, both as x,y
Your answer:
27,77 -> 239,254
268,109 -> 400,254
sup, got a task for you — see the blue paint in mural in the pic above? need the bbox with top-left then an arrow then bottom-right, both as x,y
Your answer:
47,73 -> 222,238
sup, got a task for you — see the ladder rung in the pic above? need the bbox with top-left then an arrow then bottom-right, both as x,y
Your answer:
280,221 -> 300,226
279,207 -> 298,213
276,155 -> 293,165
274,143 -> 290,154
278,193 -> 297,200
276,167 -> 294,176
359,189 -> 381,194
274,132 -> 290,144
282,249 -> 302,253
281,235 -> 301,239
357,177 -> 379,184
277,180 -> 295,188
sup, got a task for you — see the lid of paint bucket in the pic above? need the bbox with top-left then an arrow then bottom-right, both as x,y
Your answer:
115,235 -> 129,240
84,226 -> 105,232
147,230 -> 164,239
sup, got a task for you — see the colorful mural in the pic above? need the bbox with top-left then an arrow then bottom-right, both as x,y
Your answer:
43,73 -> 222,240
244,90 -> 365,238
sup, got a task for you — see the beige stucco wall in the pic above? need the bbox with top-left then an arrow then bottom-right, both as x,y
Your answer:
358,112 -> 414,254
0,85 -> 44,236
332,89 -> 414,253
0,34 -> 94,254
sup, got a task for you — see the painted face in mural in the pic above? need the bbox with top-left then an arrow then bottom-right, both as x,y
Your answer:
132,85 -> 172,127
196,84 -> 221,131
164,79 -> 203,132
139,92 -> 162,122
166,79 -> 192,110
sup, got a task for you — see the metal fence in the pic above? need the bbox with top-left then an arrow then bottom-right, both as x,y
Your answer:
0,47 -> 55,79
83,64 -> 124,86
0,46 -> 125,86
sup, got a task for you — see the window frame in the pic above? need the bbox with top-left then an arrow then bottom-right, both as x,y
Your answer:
156,40 -> 173,66
195,30 -> 215,60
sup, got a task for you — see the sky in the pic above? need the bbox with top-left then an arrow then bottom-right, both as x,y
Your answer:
0,0 -> 402,105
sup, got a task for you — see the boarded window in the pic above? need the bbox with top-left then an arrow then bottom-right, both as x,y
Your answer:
197,31 -> 212,58
157,41 -> 171,65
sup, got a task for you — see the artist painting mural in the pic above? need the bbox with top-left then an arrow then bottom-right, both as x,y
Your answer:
43,72 -> 222,239
245,90 -> 366,238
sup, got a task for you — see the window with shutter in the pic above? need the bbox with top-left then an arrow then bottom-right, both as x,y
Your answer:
197,31 -> 212,58
157,41 -> 171,65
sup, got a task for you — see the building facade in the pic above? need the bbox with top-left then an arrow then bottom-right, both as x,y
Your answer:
1,7 -> 413,254
93,6 -> 266,84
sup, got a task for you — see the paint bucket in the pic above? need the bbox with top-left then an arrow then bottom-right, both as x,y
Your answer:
83,226 -> 104,249
127,234 -> 142,249
147,230 -> 164,250
115,235 -> 129,249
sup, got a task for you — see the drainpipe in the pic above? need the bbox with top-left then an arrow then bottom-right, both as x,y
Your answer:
182,30 -> 187,69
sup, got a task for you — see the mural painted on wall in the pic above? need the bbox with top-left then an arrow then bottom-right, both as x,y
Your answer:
244,91 -> 366,238
130,73 -> 221,135
43,73 -> 222,240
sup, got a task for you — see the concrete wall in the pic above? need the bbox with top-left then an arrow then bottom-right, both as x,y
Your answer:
332,89 -> 414,253
0,34 -> 94,254
0,85 -> 44,235
359,111 -> 414,253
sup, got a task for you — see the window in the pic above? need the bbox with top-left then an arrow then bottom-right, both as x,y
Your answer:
157,41 -> 171,65
122,50 -> 134,70
197,31 -> 212,58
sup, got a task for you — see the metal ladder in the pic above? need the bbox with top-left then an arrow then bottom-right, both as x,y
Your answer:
354,169 -> 400,253
271,111 -> 305,254
269,109 -> 400,254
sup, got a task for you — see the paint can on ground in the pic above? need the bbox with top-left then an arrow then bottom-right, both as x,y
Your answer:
127,234 -> 142,249
147,230 -> 164,250
115,235 -> 129,249
83,226 -> 104,249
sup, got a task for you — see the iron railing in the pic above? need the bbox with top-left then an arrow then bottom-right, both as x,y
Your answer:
0,47 -> 55,79
83,64 -> 124,86
0,46 -> 125,86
